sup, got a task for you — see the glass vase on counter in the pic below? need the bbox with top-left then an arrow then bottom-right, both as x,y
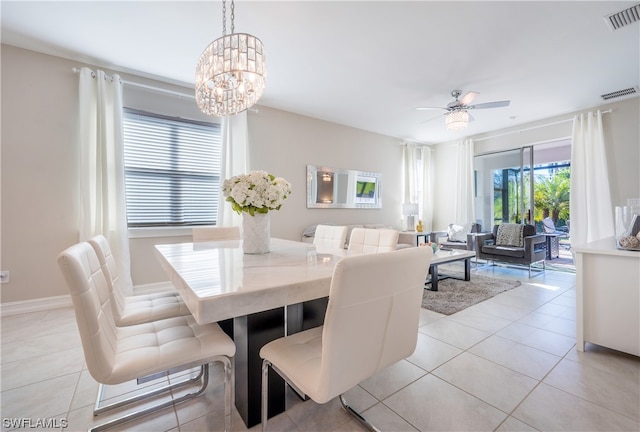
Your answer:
615,199 -> 640,251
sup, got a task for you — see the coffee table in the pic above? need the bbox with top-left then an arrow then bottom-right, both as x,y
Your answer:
425,249 -> 476,291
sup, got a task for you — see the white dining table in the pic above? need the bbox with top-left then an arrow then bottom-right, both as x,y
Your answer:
155,238 -> 344,323
155,238 -> 348,427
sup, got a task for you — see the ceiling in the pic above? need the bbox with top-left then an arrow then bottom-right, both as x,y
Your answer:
2,1 -> 639,144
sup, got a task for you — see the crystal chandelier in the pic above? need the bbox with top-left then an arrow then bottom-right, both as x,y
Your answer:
195,0 -> 266,117
445,110 -> 469,131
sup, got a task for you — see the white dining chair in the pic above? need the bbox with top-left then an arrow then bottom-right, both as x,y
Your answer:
313,224 -> 348,250
88,235 -> 191,326
192,225 -> 241,242
259,246 -> 432,431
347,227 -> 399,253
58,241 -> 236,432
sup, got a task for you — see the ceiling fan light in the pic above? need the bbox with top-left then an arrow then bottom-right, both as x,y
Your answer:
446,110 -> 469,131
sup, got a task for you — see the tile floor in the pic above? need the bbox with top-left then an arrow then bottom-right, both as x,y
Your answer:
2,264 -> 639,432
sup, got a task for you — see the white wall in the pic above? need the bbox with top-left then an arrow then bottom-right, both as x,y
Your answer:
1,45 -> 404,301
247,106 -> 404,241
1,45 -> 80,303
431,96 -> 640,231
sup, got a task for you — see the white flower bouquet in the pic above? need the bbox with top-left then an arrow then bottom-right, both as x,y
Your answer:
222,171 -> 292,216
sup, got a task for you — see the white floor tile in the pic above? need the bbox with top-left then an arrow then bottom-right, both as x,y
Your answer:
544,358 -> 640,421
384,374 -> 507,431
419,318 -> 491,350
468,335 -> 562,380
496,322 -> 576,357
406,332 -> 462,372
432,352 -> 538,413
512,383 -> 639,431
359,360 -> 426,401
3,267 -> 638,432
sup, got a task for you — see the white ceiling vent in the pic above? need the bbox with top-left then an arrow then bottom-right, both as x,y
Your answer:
601,86 -> 639,100
604,3 -> 640,30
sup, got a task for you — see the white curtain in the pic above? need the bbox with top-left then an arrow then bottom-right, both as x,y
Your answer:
403,142 -> 418,204
402,143 -> 434,231
217,111 -> 249,227
421,146 -> 434,231
570,110 -> 614,247
454,138 -> 476,223
78,67 -> 132,291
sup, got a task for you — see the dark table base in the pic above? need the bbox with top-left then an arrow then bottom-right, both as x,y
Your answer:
230,298 -> 329,428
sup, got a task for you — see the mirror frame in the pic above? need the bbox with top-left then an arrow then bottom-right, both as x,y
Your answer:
306,165 -> 382,209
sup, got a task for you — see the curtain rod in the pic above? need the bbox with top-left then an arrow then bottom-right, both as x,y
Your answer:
473,109 -> 612,142
72,67 -> 195,100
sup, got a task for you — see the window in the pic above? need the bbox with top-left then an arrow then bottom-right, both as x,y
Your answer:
123,108 -> 222,227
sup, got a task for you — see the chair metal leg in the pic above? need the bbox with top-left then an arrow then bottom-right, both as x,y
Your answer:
339,395 -> 381,432
94,365 -> 206,416
222,356 -> 233,432
91,356 -> 233,432
262,359 -> 382,432
262,359 -> 270,432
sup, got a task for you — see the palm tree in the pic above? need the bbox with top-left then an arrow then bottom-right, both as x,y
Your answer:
534,168 -> 570,225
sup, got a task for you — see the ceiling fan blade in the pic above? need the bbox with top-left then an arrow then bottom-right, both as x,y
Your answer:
459,91 -> 479,106
416,107 -> 447,111
420,114 -> 446,124
469,100 -> 510,109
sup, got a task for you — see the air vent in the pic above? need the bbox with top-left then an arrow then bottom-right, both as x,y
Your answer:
604,3 -> 640,30
601,86 -> 639,100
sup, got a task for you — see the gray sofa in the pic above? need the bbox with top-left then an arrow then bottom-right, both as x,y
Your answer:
474,224 -> 546,277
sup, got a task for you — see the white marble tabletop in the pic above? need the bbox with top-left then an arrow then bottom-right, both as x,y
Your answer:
155,238 -> 348,324
430,248 -> 476,265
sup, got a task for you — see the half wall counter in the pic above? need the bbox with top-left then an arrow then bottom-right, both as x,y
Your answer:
574,236 -> 640,356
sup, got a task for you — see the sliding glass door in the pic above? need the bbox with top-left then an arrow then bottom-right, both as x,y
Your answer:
474,140 -> 574,270
474,146 -> 534,230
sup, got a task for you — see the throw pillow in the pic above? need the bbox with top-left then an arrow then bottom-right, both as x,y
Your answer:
447,224 -> 467,242
447,222 -> 475,242
496,224 -> 525,247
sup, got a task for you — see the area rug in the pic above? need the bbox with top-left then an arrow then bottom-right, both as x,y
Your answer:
422,273 -> 521,315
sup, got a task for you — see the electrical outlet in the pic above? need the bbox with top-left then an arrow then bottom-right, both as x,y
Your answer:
0,271 -> 9,284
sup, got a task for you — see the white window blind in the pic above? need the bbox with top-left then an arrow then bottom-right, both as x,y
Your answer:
123,108 -> 222,227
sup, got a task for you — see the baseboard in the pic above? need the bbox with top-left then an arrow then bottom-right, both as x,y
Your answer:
1,295 -> 72,317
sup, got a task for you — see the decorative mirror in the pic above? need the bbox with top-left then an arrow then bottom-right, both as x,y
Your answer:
306,165 -> 382,209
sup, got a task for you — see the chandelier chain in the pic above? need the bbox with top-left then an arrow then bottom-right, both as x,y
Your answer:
230,0 -> 235,34
222,0 -> 226,35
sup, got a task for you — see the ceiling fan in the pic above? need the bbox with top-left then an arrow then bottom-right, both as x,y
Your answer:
416,90 -> 510,131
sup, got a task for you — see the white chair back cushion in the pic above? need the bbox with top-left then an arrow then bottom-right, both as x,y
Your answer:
192,226 -> 241,242
88,235 -> 127,323
316,246 -> 432,402
347,228 -> 399,253
58,242 -> 118,382
313,225 -> 348,250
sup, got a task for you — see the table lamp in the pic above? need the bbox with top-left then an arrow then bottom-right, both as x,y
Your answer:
402,203 -> 419,231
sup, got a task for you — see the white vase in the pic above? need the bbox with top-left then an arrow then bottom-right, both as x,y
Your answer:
242,212 -> 270,254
